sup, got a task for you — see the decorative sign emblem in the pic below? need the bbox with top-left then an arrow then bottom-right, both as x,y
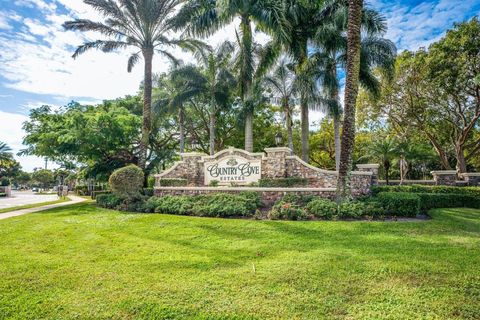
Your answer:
204,155 -> 262,185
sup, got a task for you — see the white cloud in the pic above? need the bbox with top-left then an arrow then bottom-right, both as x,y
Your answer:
0,110 -> 56,172
376,0 -> 480,50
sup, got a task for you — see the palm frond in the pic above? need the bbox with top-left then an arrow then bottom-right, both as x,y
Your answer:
127,51 -> 141,72
72,40 -> 130,59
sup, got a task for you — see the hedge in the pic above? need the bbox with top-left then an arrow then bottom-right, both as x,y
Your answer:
372,185 -> 480,197
416,193 -> 480,211
376,192 -> 421,217
91,190 -> 111,200
144,193 -> 260,217
0,193 -> 6,197
96,193 -> 125,209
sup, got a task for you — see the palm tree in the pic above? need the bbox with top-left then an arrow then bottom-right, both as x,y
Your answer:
168,41 -> 236,155
264,0 -> 326,162
310,3 -> 396,171
63,0 -> 206,169
364,137 -> 398,185
263,57 -> 297,151
152,72 -> 188,153
0,141 -> 12,163
336,0 -> 364,200
174,0 -> 288,152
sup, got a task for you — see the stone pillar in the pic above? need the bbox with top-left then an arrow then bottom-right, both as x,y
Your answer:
264,147 -> 293,179
180,153 -> 206,186
431,170 -> 458,186
459,173 -> 480,186
356,164 -> 380,186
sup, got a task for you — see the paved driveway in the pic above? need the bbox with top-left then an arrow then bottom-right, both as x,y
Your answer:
0,191 -> 59,210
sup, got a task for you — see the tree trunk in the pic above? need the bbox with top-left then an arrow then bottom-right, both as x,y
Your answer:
240,15 -> 254,152
425,132 -> 452,170
209,110 -> 216,156
139,47 -> 153,170
333,115 -> 341,171
330,63 -> 341,172
385,160 -> 390,185
301,96 -> 309,162
178,105 -> 185,153
336,0 -> 363,201
285,102 -> 294,151
245,111 -> 254,152
455,144 -> 467,173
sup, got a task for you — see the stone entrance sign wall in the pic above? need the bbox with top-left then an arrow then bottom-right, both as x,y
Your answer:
155,147 -> 379,203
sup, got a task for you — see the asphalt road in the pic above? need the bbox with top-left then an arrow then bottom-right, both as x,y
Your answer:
0,190 -> 59,210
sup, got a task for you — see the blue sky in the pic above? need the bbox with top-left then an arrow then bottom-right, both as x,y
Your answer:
0,0 -> 479,171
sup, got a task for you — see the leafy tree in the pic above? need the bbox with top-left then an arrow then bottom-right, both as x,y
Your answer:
22,99 -> 177,181
175,0 -> 288,152
32,169 -> 54,190
337,0 -> 364,200
359,18 -> 480,172
12,171 -> 31,187
63,0 -> 205,169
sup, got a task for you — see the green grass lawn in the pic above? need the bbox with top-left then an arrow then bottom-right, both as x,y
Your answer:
0,197 -> 69,214
0,204 -> 479,319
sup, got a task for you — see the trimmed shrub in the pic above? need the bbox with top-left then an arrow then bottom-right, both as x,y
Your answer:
258,177 -> 308,188
416,193 -> 480,211
91,190 -> 111,199
376,192 -> 420,217
143,188 -> 154,197
268,201 -> 308,220
372,185 -> 480,197
116,195 -> 148,212
239,191 -> 262,210
109,164 -> 144,197
338,201 -> 370,218
146,193 -> 259,217
96,193 -> 125,209
0,193 -> 6,197
194,193 -> 254,217
147,195 -> 196,215
159,178 -> 188,187
306,198 -> 338,219
147,175 -> 155,188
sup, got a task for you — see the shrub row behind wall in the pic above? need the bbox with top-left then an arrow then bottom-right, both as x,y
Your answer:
372,185 -> 480,197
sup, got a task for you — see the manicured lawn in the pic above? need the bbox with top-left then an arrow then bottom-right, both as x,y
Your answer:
0,197 -> 69,214
0,204 -> 479,319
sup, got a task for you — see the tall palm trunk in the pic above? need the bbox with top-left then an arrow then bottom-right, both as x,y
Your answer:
284,100 -> 294,151
337,0 -> 363,200
333,115 -> 341,171
139,47 -> 154,170
178,104 -> 185,153
241,15 -> 254,152
210,99 -> 216,155
330,65 -> 341,172
301,97 -> 309,162
299,47 -> 309,162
